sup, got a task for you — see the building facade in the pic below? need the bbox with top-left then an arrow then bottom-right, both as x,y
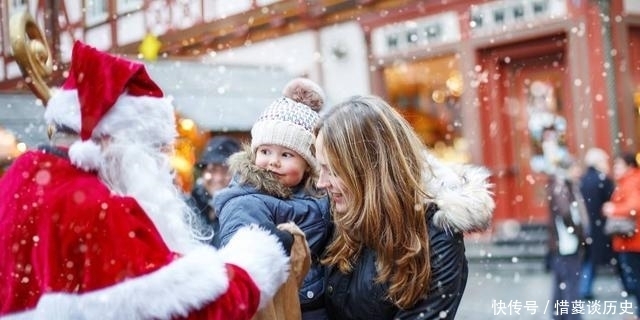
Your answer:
0,0 -> 638,230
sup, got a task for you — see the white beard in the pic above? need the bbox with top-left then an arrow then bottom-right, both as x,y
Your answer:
98,141 -> 211,254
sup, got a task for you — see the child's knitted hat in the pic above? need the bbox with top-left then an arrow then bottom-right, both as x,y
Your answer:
251,78 -> 325,169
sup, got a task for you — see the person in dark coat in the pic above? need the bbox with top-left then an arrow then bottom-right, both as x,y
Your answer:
546,158 -> 589,320
189,135 -> 241,222
578,148 -> 615,300
314,95 -> 494,320
213,78 -> 332,320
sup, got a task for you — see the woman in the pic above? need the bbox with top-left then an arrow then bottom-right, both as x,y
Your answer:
602,152 -> 640,316
314,95 -> 495,319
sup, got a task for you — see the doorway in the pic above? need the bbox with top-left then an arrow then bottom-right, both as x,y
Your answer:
478,34 -> 571,225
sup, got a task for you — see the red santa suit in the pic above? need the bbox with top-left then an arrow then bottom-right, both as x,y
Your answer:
0,41 -> 289,320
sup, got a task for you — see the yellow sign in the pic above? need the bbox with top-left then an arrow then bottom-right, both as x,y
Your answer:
139,33 -> 162,61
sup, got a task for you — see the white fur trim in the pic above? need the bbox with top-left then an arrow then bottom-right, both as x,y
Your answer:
218,225 -> 290,309
1,246 -> 230,320
0,310 -> 31,320
44,89 -> 82,131
68,140 -> 103,171
95,94 -> 176,146
424,152 -> 495,233
0,226 -> 291,319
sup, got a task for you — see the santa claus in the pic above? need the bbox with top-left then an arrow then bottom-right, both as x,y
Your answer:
0,41 -> 292,319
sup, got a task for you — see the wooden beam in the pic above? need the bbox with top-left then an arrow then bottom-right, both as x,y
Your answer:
112,0 -> 394,57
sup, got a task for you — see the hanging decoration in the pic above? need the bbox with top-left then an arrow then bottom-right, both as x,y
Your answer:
139,33 -> 162,61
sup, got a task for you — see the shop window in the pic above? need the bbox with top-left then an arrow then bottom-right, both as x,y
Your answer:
383,55 -> 468,163
526,80 -> 567,173
215,0 -> 252,19
471,14 -> 483,28
9,0 -> 27,11
85,0 -> 108,26
533,0 -> 548,15
117,0 -> 143,14
493,9 -> 505,24
425,25 -> 441,40
407,29 -> 418,45
513,5 -> 525,19
387,34 -> 399,50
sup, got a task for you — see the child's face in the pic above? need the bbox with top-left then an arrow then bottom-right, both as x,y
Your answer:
255,144 -> 308,187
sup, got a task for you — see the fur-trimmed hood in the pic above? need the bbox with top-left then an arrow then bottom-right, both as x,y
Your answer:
227,147 -> 295,199
423,151 -> 495,233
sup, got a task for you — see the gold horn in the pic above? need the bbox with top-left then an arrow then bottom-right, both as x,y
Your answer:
9,11 -> 53,105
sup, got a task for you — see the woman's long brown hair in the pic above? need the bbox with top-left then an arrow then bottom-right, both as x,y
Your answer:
316,95 -> 431,309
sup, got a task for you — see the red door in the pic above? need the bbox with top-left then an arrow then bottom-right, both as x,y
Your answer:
478,35 -> 571,226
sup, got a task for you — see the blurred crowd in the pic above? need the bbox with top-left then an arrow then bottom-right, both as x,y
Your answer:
544,147 -> 640,320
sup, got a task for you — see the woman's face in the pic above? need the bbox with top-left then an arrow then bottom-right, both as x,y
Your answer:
315,132 -> 348,214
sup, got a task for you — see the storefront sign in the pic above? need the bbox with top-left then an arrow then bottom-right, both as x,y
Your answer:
371,12 -> 460,57
470,0 -> 567,35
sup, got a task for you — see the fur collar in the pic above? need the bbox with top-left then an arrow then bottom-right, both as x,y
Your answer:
228,148 -> 293,199
424,152 -> 495,234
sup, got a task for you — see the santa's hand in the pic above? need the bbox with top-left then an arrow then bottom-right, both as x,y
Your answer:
218,225 -> 290,308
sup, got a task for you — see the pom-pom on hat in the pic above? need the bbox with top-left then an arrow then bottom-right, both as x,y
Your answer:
251,78 -> 325,170
44,41 -> 176,171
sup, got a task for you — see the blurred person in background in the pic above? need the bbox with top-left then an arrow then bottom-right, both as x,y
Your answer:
578,148 -> 615,301
189,135 -> 241,222
546,157 -> 589,320
603,152 -> 640,317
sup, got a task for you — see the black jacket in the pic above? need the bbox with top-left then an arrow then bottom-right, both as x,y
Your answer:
324,205 -> 467,320
579,166 -> 615,264
324,153 -> 495,320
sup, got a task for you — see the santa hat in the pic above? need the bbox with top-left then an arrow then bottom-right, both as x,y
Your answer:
44,41 -> 176,171
250,78 -> 325,170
